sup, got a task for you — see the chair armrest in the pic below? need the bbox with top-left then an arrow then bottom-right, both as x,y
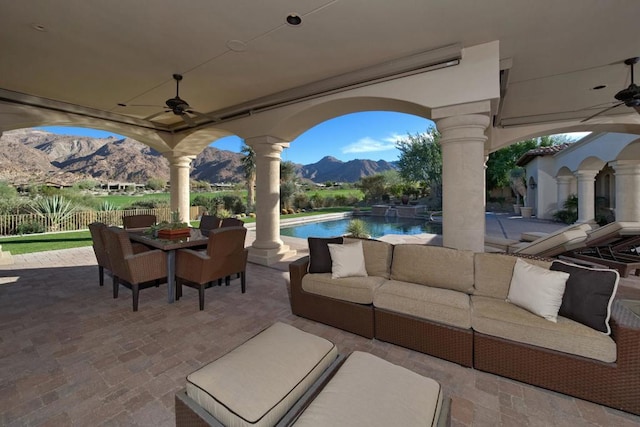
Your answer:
289,256 -> 309,292
125,249 -> 167,283
178,248 -> 210,261
610,300 -> 640,366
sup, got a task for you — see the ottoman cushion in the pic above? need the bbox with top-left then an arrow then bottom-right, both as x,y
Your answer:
186,322 -> 337,427
293,351 -> 443,427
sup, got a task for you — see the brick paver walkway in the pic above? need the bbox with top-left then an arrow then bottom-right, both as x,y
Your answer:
1,244 -> 640,426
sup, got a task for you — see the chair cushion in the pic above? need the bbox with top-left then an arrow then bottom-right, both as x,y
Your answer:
550,260 -> 619,334
308,237 -> 343,273
186,322 -> 337,427
474,253 -> 551,300
293,351 -> 443,427
302,273 -> 386,304
374,280 -> 472,329
471,296 -> 616,363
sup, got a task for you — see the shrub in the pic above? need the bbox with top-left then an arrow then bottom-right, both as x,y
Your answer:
287,208 -> 295,214
222,194 -> 245,214
346,219 -> 369,238
293,193 -> 311,210
281,208 -> 288,215
146,178 -> 166,191
249,213 -> 256,218
15,221 -> 45,235
216,208 -> 232,218
553,194 -> 578,224
126,198 -> 168,209
31,195 -> 77,232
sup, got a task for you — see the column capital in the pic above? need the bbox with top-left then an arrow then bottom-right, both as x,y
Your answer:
556,175 -> 573,184
574,170 -> 599,181
245,136 -> 290,157
611,160 -> 640,175
163,152 -> 195,167
436,114 -> 490,145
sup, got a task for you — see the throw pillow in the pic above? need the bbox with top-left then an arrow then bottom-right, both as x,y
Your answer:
307,237 -> 343,273
507,258 -> 570,322
327,241 -> 368,279
550,260 -> 619,335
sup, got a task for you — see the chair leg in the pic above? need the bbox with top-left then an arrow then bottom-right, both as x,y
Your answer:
98,266 -> 104,286
198,284 -> 205,311
241,271 -> 246,293
217,278 -> 222,286
113,277 -> 119,298
132,283 -> 139,312
175,279 -> 181,301
225,275 -> 230,286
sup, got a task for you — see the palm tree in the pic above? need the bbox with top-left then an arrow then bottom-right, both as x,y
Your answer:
241,143 -> 256,212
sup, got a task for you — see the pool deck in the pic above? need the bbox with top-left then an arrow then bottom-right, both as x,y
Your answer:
2,214 -> 640,426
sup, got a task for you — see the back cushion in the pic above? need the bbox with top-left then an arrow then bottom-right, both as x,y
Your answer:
344,238 -> 394,278
474,253 -> 551,299
391,245 -> 475,294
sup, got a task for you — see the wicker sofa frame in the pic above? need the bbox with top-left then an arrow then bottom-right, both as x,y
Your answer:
289,254 -> 640,416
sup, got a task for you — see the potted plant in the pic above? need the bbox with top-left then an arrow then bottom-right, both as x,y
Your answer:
148,210 -> 190,239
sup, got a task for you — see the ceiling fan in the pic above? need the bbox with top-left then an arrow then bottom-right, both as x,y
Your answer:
118,74 -> 216,126
581,57 -> 640,122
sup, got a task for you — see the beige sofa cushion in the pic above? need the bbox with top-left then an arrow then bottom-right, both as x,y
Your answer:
186,322 -> 337,427
390,245 -> 475,293
302,273 -> 387,304
374,280 -> 472,329
344,237 -> 394,278
474,253 -> 551,300
293,351 -> 443,427
471,296 -> 616,363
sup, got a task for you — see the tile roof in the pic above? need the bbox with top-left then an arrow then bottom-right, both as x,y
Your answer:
516,143 -> 572,166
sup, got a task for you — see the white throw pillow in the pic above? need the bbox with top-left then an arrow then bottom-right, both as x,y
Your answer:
507,258 -> 570,322
328,241 -> 368,279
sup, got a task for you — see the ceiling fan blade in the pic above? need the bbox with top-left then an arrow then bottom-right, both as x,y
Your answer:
580,102 -> 624,123
118,103 -> 165,108
181,112 -> 197,127
144,110 -> 170,121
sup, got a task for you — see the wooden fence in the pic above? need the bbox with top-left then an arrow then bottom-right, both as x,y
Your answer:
0,206 -> 202,236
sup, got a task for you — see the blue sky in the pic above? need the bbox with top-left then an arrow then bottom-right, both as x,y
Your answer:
36,113 -> 589,165
37,111 -> 434,165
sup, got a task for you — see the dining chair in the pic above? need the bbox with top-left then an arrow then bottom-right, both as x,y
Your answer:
88,222 -> 112,287
122,214 -> 157,229
102,226 -> 167,311
175,226 -> 248,310
221,217 -> 244,228
198,214 -> 222,236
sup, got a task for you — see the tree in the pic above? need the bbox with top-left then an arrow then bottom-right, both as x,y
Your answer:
241,143 -> 256,212
357,175 -> 387,203
395,128 -> 442,199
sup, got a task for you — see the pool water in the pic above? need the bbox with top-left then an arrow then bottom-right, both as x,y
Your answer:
280,216 -> 442,239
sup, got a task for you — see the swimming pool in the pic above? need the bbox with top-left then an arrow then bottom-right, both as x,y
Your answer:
280,216 -> 442,239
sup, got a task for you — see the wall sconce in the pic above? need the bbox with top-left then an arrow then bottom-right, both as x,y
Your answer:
530,182 -> 537,189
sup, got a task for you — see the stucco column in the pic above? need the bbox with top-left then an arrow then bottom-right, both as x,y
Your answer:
556,175 -> 572,212
611,160 -> 640,222
436,114 -> 490,252
246,136 -> 296,265
164,153 -> 194,224
575,170 -> 598,224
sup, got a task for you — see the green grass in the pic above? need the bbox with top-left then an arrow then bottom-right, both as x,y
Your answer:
0,208 -> 357,255
0,231 -> 92,255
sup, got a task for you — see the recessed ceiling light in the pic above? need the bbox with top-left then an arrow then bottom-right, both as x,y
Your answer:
286,14 -> 302,26
592,85 -> 607,90
31,23 -> 47,32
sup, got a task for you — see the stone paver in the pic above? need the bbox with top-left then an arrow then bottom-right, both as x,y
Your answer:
1,220 -> 640,426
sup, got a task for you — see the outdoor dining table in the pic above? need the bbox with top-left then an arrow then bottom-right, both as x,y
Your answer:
128,228 -> 208,303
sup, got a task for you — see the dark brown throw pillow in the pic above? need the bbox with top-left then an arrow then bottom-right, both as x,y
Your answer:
308,237 -> 343,273
550,260 -> 619,335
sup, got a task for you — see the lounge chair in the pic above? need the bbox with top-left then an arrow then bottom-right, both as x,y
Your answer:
508,223 -> 592,257
568,222 -> 640,277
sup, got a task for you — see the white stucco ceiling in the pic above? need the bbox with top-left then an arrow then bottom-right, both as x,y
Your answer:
1,1 -> 639,137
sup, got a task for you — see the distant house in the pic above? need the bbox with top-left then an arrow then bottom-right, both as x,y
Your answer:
516,133 -> 640,223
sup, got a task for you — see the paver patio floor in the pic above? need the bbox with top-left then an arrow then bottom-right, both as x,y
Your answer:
1,245 -> 640,426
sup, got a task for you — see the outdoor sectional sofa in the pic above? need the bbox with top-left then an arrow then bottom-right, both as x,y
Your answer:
288,238 -> 640,416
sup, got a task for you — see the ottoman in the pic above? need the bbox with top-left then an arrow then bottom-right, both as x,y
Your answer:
176,322 -> 338,427
292,351 -> 446,426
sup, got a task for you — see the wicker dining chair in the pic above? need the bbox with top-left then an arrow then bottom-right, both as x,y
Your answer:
102,226 -> 167,311
175,226 -> 248,310
221,217 -> 244,228
122,214 -> 157,229
198,214 -> 222,236
88,222 -> 112,287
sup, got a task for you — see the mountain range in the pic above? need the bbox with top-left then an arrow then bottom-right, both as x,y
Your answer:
0,129 -> 396,186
